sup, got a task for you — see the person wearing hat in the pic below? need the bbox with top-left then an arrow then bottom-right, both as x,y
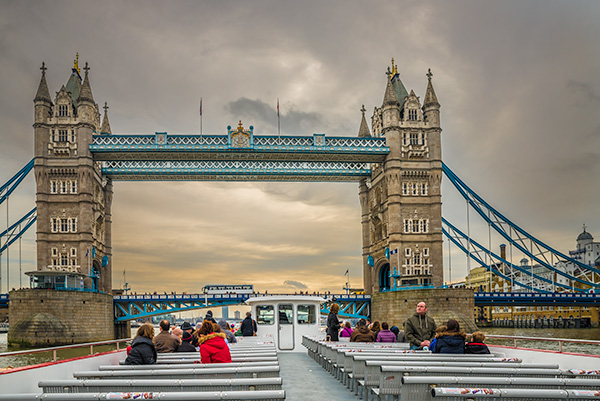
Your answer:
181,321 -> 199,348
218,319 -> 237,343
204,310 -> 217,324
176,330 -> 197,352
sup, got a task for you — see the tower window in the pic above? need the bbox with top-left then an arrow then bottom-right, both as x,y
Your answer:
408,109 -> 418,121
51,248 -> 58,257
60,219 -> 68,233
70,248 -> 77,257
70,218 -> 77,232
58,130 -> 68,142
405,248 -> 411,257
70,180 -> 77,194
60,181 -> 68,194
61,254 -> 68,266
58,104 -> 68,117
50,180 -> 58,194
410,133 -> 419,145
404,219 -> 410,233
402,182 -> 408,195
51,218 -> 59,233
412,220 -> 420,233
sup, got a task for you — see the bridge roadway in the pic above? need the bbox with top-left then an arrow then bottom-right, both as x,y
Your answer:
1,292 -> 598,321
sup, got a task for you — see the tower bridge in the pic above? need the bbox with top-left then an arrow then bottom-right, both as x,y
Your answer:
0,57 -> 599,345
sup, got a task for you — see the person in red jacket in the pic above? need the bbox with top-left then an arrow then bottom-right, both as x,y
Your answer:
197,320 -> 232,363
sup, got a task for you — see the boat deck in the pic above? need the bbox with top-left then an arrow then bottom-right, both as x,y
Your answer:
279,352 -> 359,400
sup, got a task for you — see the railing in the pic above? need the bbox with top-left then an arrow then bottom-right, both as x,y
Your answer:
0,338 -> 131,364
485,334 -> 600,354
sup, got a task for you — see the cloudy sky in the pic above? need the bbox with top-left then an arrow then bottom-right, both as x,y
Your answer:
1,1 -> 599,295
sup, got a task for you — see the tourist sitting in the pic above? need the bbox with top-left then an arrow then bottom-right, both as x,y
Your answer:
154,320 -> 180,353
390,325 -> 404,342
429,325 -> 447,351
350,318 -> 376,342
124,323 -> 157,365
432,319 -> 466,354
198,320 -> 232,363
176,331 -> 197,352
218,319 -> 237,343
370,320 -> 381,336
376,322 -> 397,343
340,321 -> 353,338
465,331 -> 491,354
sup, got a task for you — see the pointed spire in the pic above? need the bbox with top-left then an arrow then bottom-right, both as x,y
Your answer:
34,62 -> 52,104
358,105 -> 371,137
423,68 -> 439,107
100,102 -> 112,134
383,77 -> 399,106
77,62 -> 95,104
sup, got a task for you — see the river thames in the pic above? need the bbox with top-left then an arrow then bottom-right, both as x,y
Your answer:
1,327 -> 599,369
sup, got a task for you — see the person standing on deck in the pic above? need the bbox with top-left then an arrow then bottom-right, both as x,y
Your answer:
241,312 -> 257,336
154,320 -> 180,353
404,302 -> 437,350
326,303 -> 342,341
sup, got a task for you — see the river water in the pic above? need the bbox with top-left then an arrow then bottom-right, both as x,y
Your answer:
1,327 -> 599,369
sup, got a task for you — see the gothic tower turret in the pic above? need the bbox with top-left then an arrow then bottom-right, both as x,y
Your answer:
31,56 -> 113,294
361,61 -> 443,294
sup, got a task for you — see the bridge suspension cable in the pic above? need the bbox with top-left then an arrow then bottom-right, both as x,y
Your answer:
442,162 -> 600,290
0,207 -> 37,253
0,159 -> 34,206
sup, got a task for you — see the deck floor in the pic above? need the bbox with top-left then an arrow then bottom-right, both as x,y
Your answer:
278,352 -> 360,400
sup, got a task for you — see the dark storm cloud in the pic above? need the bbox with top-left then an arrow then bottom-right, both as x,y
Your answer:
283,280 -> 308,290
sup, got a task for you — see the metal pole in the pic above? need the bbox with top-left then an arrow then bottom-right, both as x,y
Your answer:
488,210 -> 492,292
6,197 -> 9,293
466,200 -> 471,288
447,237 -> 452,286
19,223 -> 22,288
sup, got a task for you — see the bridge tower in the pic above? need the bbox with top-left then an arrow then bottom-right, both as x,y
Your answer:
31,57 -> 113,294
360,61 -> 443,294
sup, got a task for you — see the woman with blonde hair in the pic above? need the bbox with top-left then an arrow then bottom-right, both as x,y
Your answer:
124,323 -> 157,365
326,303 -> 342,341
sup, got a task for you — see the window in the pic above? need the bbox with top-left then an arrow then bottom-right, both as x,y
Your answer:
70,248 -> 77,257
411,183 -> 417,195
402,134 -> 408,146
58,130 -> 68,142
420,220 -> 428,233
404,219 -> 410,233
50,181 -> 58,194
414,254 -> 421,265
70,180 -> 77,194
256,305 -> 274,325
51,218 -> 59,233
70,218 -> 77,232
51,248 -> 58,257
405,248 -> 411,257
297,304 -> 316,325
421,183 -> 428,195
402,182 -> 408,195
412,220 -> 420,233
71,258 -> 78,267
423,248 -> 429,256
58,104 -> 68,117
61,181 -> 68,194
60,254 -> 68,266
408,109 -> 418,121
60,219 -> 68,233
278,304 -> 293,324
410,133 -> 419,145
70,131 -> 75,142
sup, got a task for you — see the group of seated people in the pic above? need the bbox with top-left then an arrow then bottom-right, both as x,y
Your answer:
341,317 -> 490,354
124,310 -> 237,365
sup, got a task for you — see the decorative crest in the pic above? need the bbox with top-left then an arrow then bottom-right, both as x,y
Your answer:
360,105 -> 366,115
83,62 -> 90,75
73,52 -> 80,74
40,62 -> 47,75
426,68 -> 433,80
103,101 -> 109,113
237,120 -> 244,131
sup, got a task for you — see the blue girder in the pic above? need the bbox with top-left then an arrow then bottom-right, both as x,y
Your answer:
474,291 -> 599,306
0,207 -> 37,253
0,159 -> 34,206
443,163 -> 600,289
91,133 -> 389,182
113,293 -> 371,322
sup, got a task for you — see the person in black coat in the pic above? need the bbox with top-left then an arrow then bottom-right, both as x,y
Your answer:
326,303 -> 342,341
241,312 -> 257,336
465,331 -> 491,354
125,323 -> 157,365
176,331 -> 197,352
432,319 -> 467,354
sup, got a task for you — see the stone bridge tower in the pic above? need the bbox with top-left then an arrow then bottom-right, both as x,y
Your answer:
360,61 -> 443,294
31,56 -> 113,294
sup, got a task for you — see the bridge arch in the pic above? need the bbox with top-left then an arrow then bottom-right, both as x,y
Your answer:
376,259 -> 391,292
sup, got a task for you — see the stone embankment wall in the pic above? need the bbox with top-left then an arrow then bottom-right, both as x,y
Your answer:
8,289 -> 115,347
371,288 -> 478,333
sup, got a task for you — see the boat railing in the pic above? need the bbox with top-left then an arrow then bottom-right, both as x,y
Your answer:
0,337 -> 132,363
485,334 -> 600,353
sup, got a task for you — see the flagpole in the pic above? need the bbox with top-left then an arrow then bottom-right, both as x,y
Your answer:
277,98 -> 280,140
